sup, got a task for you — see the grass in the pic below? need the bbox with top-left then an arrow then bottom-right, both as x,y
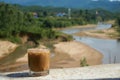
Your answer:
80,57 -> 89,67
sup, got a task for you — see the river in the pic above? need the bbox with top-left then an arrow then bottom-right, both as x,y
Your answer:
0,23 -> 119,72
62,23 -> 120,64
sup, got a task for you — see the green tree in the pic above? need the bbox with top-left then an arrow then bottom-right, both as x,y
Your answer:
42,18 -> 55,28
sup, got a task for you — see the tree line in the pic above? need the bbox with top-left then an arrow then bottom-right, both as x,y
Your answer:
0,3 -> 58,43
0,2 -> 119,43
16,5 -> 115,27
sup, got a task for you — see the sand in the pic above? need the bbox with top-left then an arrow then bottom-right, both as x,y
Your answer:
0,41 -> 103,72
0,40 -> 18,59
0,24 -> 104,72
75,28 -> 120,39
51,41 -> 103,68
53,24 -> 96,30
67,24 -> 96,29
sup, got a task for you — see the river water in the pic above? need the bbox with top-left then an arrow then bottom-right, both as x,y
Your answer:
62,24 -> 120,64
0,23 -> 119,67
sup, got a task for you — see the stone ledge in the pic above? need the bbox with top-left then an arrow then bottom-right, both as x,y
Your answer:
0,64 -> 120,80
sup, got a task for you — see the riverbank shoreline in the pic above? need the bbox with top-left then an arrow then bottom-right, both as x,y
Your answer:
75,28 -> 120,39
1,23 -> 111,72
0,41 -> 18,59
53,24 -> 97,30
51,41 -> 103,68
0,40 -> 103,72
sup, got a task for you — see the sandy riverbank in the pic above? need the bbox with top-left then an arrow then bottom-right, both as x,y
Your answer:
68,24 -> 96,29
23,41 -> 103,68
0,41 -> 103,72
0,40 -> 18,59
0,23 -> 106,72
54,24 -> 97,30
75,28 -> 120,39
51,41 -> 103,68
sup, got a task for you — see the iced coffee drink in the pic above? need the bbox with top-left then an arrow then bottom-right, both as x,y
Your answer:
27,48 -> 50,76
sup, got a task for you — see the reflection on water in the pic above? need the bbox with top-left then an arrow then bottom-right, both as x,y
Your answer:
62,24 -> 120,64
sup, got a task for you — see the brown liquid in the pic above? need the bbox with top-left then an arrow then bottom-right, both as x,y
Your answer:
28,49 -> 50,72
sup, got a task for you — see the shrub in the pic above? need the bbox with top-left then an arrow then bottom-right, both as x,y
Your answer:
80,57 -> 89,67
7,36 -> 22,44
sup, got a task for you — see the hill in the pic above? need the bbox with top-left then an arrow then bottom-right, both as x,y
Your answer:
2,0 -> 120,12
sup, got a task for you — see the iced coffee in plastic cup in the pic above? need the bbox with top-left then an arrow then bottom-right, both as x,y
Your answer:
27,48 -> 50,76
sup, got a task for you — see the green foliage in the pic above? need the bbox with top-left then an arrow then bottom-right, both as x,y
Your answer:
42,18 -> 55,28
0,2 -> 116,43
55,32 -> 73,41
0,3 -> 58,43
80,57 -> 89,67
115,16 -> 120,27
18,5 -> 115,25
8,36 -> 22,43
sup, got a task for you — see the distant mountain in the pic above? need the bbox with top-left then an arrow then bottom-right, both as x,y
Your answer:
1,0 -> 120,12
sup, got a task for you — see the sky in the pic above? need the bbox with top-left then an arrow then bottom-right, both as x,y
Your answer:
1,0 -> 120,3
92,0 -> 120,1
109,0 -> 120,1
0,0 -> 120,6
